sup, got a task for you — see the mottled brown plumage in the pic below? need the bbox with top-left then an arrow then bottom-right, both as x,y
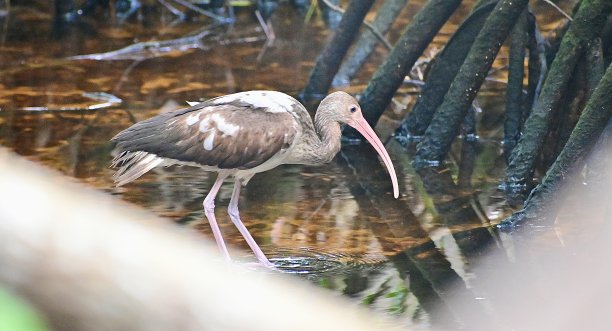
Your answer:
111,90 -> 399,267
114,104 -> 296,169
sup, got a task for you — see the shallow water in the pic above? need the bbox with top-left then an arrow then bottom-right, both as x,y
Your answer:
0,1 -> 598,329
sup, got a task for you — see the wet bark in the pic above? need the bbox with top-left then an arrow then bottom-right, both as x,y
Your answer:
356,0 -> 462,131
547,39 -> 604,168
541,37 -> 604,192
395,0 -> 497,142
524,11 -> 547,121
584,38 -> 606,93
503,10 -> 529,163
504,0 -> 612,195
302,0 -> 375,102
541,61 -> 583,171
499,61 -> 612,229
602,17 -> 612,63
413,0 -> 529,167
332,0 -> 407,87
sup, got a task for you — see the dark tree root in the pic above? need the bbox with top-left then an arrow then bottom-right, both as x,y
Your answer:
395,0 -> 497,143
504,0 -> 612,199
413,0 -> 530,166
499,61 -> 612,229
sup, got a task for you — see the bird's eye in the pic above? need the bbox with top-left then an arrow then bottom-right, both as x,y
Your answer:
349,106 -> 357,113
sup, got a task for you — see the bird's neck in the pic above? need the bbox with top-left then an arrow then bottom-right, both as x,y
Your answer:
307,110 -> 342,166
286,107 -> 342,166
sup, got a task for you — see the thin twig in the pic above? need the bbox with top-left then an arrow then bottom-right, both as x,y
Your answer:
254,9 -> 275,44
318,0 -> 344,14
169,0 -> 233,22
319,0 -> 393,50
403,78 -> 426,86
542,0 -> 573,21
157,0 -> 186,19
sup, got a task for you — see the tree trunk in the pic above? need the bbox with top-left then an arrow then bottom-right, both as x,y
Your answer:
503,9 -> 529,162
302,0 -> 375,101
332,0 -> 407,87
524,11 -> 547,123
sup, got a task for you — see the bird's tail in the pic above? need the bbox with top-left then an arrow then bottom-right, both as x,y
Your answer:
111,150 -> 164,186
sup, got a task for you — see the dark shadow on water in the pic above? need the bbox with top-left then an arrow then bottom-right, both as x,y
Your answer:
337,143 -> 502,329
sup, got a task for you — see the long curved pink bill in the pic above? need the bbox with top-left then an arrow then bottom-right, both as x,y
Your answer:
349,117 -> 400,198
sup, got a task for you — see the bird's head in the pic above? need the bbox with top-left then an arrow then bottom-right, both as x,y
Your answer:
319,91 -> 400,199
318,91 -> 363,124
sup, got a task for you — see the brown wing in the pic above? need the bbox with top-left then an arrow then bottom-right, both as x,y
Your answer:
112,102 -> 299,170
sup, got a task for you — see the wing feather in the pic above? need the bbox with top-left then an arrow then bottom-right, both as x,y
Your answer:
111,93 -> 303,185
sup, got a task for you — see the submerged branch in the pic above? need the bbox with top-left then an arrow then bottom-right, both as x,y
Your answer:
67,28 -> 216,61
66,23 -> 263,61
14,92 -> 122,112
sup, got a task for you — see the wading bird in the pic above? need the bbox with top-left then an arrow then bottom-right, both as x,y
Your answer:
111,91 -> 399,267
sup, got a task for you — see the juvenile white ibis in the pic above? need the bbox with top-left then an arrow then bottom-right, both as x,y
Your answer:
111,91 -> 399,267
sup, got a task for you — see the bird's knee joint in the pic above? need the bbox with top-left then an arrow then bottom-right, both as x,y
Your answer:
203,198 -> 215,213
228,206 -> 240,220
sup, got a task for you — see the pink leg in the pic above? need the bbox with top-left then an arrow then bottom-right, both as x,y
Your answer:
203,173 -> 231,261
228,180 -> 274,268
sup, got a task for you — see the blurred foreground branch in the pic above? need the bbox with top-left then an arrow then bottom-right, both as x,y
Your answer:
0,148 -> 398,331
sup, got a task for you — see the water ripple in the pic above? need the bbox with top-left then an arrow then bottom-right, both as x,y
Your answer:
265,247 -> 387,275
